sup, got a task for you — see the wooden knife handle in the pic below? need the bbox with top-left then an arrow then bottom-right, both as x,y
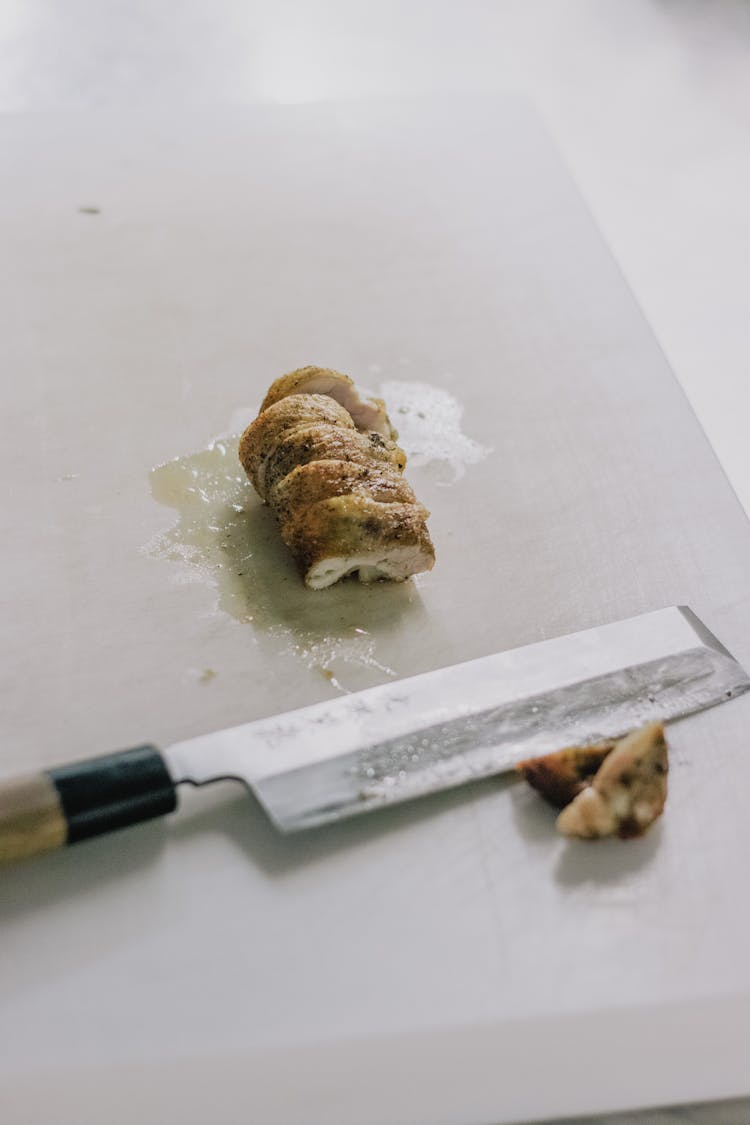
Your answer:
0,746 -> 178,864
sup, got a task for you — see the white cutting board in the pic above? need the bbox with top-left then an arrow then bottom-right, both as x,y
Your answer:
2,100 -> 750,1125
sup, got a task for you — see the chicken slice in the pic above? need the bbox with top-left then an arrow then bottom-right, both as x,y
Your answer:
517,740 -> 617,810
262,426 -> 406,502
279,494 -> 435,589
239,371 -> 433,588
239,393 -> 355,497
272,460 -> 418,526
260,366 -> 396,439
556,723 -> 668,840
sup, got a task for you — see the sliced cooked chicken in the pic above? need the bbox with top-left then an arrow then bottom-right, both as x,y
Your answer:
279,495 -> 434,589
239,394 -> 355,496
239,369 -> 434,588
262,426 -> 406,502
556,723 -> 668,840
272,460 -> 418,525
517,740 -> 617,810
260,366 -> 396,439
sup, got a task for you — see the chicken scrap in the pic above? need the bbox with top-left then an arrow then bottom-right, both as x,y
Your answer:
519,723 -> 668,840
517,740 -> 617,810
239,367 -> 435,589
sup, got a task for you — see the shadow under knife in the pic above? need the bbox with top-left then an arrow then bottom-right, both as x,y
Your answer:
170,772 -> 516,879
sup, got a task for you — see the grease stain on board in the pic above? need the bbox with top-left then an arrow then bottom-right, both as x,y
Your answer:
145,382 -> 486,689
380,380 -> 490,482
146,436 -> 418,689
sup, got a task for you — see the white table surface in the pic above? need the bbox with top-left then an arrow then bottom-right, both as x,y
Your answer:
2,0 -> 749,522
2,5 -> 749,1124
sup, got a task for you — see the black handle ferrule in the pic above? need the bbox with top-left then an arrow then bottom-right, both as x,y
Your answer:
47,745 -> 177,844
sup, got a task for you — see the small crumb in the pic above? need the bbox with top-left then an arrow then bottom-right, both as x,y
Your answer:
199,668 -> 216,683
78,206 -> 100,215
314,664 -> 344,689
57,473 -> 80,482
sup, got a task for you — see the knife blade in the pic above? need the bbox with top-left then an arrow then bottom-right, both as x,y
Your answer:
165,605 -> 749,831
1,605 -> 747,862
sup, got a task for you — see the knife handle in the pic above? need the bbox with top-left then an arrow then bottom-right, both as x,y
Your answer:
0,746 -> 177,864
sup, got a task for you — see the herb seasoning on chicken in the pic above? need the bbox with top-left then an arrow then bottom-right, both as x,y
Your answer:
239,367 -> 435,589
519,723 -> 669,840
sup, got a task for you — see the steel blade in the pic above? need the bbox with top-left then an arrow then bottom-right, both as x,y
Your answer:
164,606 -> 749,831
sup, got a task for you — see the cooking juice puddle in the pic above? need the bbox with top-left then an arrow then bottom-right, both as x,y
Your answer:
145,381 -> 487,689
146,436 -> 425,689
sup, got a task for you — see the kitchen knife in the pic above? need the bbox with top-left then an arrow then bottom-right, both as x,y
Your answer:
1,605 -> 747,863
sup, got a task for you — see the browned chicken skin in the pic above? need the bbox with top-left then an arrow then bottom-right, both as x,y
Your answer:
263,423 -> 406,502
239,370 -> 435,588
273,460 -> 419,521
239,394 -> 356,497
517,741 -> 617,810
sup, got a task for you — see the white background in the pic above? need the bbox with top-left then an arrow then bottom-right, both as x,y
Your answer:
2,3 -> 749,1123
